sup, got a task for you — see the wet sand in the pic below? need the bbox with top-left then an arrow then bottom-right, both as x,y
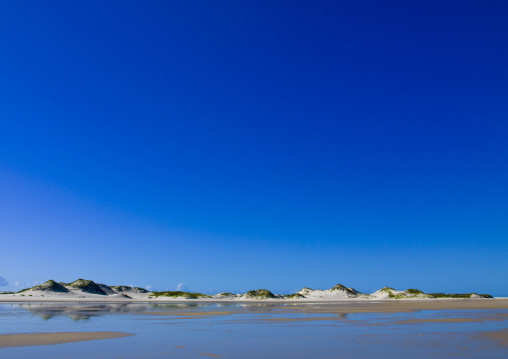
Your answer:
145,310 -> 238,317
198,353 -> 223,357
1,302 -> 507,357
0,332 -> 134,348
265,316 -> 347,322
481,329 -> 508,346
5,300 -> 508,321
28,299 -> 504,320
129,300 -> 508,326
276,299 -> 508,314
389,313 -> 508,325
127,299 -> 508,317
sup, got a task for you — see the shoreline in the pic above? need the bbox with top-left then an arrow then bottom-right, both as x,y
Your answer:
0,297 -> 507,303
2,299 -> 508,314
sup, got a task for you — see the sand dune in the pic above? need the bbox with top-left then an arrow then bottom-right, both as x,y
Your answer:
1,278 -> 496,302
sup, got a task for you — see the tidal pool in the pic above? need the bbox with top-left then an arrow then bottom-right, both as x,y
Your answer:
0,302 -> 507,358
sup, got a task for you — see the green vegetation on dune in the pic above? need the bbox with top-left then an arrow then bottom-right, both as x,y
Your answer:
379,287 -> 493,299
389,293 -> 432,299
379,287 -> 431,299
65,279 -> 107,295
429,293 -> 472,298
406,288 -> 424,295
66,279 -> 92,287
134,287 -> 149,293
216,292 -> 236,297
111,285 -> 149,293
330,283 -> 361,296
330,284 -> 349,291
43,280 -> 58,285
149,291 -> 211,299
428,293 -> 493,299
478,294 -> 494,298
9,279 -> 495,300
245,289 -> 276,299
282,293 -> 305,299
17,279 -> 69,293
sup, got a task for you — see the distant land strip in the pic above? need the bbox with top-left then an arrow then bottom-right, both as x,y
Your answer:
0,278 -> 495,301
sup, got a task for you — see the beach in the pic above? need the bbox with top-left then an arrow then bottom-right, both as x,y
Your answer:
1,300 -> 508,358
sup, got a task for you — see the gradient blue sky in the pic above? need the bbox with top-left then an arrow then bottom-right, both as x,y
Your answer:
1,1 -> 507,295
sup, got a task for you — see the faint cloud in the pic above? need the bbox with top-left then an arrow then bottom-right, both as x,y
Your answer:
14,282 -> 19,287
145,285 -> 152,290
197,288 -> 216,295
0,276 -> 8,286
176,283 -> 189,291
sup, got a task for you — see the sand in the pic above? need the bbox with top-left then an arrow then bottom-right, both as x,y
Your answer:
275,299 -> 508,314
198,353 -> 223,357
5,299 -> 508,317
265,316 -> 348,322
0,332 -> 134,348
386,313 -> 508,325
480,328 -> 508,346
145,310 -> 238,317
124,300 -> 508,324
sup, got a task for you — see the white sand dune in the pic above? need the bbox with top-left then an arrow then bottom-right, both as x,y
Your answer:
0,279 -> 496,302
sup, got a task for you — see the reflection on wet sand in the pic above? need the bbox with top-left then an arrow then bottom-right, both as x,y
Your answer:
8,300 -> 508,321
10,302 -> 350,321
1,302 -> 508,357
11,302 -> 288,320
0,332 -> 133,348
12,302 -> 152,320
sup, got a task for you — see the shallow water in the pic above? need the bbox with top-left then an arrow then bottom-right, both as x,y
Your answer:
1,302 -> 507,358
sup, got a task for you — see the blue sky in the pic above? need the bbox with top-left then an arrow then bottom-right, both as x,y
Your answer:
1,1 -> 507,295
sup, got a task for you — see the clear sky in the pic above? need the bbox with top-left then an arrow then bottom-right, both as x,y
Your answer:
0,1 -> 507,296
